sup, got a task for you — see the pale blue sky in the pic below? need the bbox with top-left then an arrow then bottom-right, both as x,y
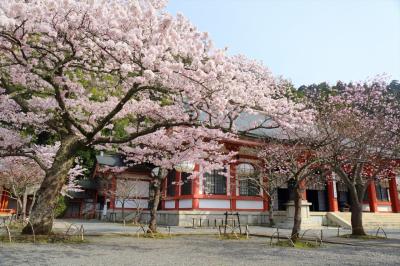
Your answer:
166,0 -> 400,86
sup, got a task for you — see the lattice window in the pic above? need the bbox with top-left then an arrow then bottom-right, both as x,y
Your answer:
181,172 -> 192,195
204,170 -> 226,195
239,179 -> 260,196
166,170 -> 176,197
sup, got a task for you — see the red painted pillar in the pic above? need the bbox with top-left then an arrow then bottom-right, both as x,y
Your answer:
2,195 -> 9,209
109,175 -> 117,210
230,164 -> 237,211
389,177 -> 400,213
161,178 -> 167,210
263,175 -> 269,211
327,179 -> 339,212
175,170 -> 180,210
0,187 -> 7,209
368,181 -> 378,212
192,164 -> 200,209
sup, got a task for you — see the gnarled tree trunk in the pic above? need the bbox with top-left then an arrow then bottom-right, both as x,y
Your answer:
148,177 -> 162,233
291,186 -> 302,242
22,135 -> 81,235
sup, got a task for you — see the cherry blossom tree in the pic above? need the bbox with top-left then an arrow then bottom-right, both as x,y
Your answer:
97,173 -> 145,223
258,140 -> 327,241
310,77 -> 400,236
0,0 -> 308,235
121,127 -> 236,232
0,157 -> 44,220
0,156 -> 82,220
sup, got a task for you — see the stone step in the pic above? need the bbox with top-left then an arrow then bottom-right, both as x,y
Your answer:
327,212 -> 400,229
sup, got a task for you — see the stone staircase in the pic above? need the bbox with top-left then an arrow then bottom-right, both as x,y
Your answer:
327,212 -> 400,229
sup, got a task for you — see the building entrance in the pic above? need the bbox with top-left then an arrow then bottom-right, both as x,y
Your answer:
306,189 -> 328,211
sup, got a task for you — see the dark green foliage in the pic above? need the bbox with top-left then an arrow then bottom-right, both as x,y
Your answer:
75,148 -> 97,178
36,131 -> 60,145
54,196 -> 67,218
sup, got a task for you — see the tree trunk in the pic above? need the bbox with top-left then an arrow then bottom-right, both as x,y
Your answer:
16,196 -> 22,221
349,185 -> 366,236
350,202 -> 365,235
22,188 -> 28,220
121,201 -> 125,222
291,186 -> 302,242
148,177 -> 162,233
268,194 -> 275,226
22,135 -> 82,235
28,190 -> 37,218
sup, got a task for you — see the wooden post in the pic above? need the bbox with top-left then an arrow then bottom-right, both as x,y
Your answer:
192,164 -> 200,209
327,179 -> 339,212
389,177 -> 400,213
368,182 -> 378,213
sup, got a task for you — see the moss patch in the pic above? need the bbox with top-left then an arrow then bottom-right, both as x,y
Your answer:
273,240 -> 320,249
5,222 -> 25,231
218,234 -> 249,240
340,234 -> 386,240
137,232 -> 172,239
0,234 -> 88,244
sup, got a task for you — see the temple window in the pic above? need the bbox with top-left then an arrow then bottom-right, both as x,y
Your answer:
180,172 -> 192,195
236,163 -> 260,196
166,170 -> 176,197
204,170 -> 227,195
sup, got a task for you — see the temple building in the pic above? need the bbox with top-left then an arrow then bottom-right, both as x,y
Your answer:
2,113 -> 400,227
58,136 -> 400,229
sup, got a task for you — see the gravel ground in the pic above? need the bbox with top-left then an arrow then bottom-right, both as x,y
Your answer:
1,235 -> 400,266
53,219 -> 400,240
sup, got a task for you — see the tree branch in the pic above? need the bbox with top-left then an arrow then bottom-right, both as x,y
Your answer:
0,153 -> 48,172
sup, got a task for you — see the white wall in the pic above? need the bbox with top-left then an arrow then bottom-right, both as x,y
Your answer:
236,200 -> 263,210
377,205 -> 392,212
115,199 -> 148,209
199,199 -> 230,209
116,179 -> 149,198
179,199 -> 192,209
165,200 -> 175,209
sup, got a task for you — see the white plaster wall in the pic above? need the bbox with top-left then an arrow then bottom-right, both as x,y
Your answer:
116,179 -> 149,197
362,204 -> 370,211
236,200 -> 263,210
165,200 -> 175,209
377,205 -> 392,212
179,199 -> 192,209
115,199 -> 148,209
199,199 -> 230,209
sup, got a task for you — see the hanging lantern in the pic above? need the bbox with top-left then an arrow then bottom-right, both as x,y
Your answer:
151,167 -> 168,178
174,161 -> 196,173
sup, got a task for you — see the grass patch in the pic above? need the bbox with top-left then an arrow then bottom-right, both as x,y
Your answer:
340,234 -> 386,240
272,240 -> 320,249
0,234 -> 88,244
218,233 -> 249,240
1,221 -> 26,231
138,232 -> 172,239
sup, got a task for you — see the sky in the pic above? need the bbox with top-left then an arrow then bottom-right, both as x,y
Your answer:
166,0 -> 400,87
